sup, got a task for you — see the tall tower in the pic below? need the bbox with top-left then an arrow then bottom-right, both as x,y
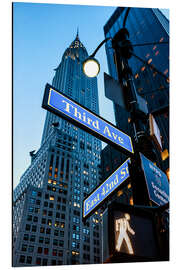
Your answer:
101,7 -> 169,206
13,32 -> 102,267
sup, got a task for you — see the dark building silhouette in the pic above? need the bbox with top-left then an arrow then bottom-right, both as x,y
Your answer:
101,7 -> 169,205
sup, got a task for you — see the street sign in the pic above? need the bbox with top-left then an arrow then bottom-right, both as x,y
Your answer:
42,84 -> 134,156
104,72 -> 148,115
104,72 -> 126,109
140,153 -> 169,206
83,158 -> 131,219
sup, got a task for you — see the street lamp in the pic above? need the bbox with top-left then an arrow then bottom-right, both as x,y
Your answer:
82,57 -> 100,78
83,37 -> 111,78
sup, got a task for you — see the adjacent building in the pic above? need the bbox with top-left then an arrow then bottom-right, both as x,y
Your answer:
13,32 -> 102,267
101,7 -> 169,205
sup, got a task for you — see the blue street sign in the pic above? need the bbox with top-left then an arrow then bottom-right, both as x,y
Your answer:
42,84 -> 134,156
83,158 -> 131,218
140,153 -> 169,206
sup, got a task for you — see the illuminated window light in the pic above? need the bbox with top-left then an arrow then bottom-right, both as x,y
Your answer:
166,78 -> 170,83
53,181 -> 57,185
50,196 -> 54,201
148,58 -> 152,64
134,73 -> 139,79
155,51 -> 159,56
128,183 -> 131,189
128,118 -> 131,123
129,197 -> 134,205
164,69 -> 168,75
48,179 -> 52,184
49,172 -> 52,177
141,66 -> 146,72
117,190 -> 123,197
159,37 -> 164,42
161,149 -> 169,161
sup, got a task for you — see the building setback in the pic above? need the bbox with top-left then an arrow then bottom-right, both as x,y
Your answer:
101,7 -> 169,205
13,32 -> 102,266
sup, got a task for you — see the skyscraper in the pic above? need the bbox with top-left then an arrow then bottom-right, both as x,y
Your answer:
101,7 -> 169,201
13,32 -> 102,267
103,7 -> 169,174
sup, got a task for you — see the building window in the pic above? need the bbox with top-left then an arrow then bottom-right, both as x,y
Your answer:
21,244 -> 27,252
44,201 -> 48,207
59,240 -> 64,247
49,203 -> 54,208
32,225 -> 37,232
33,216 -> 38,222
53,239 -> 58,246
58,250 -> 63,257
28,246 -> 34,253
26,256 -> 32,264
19,255 -> 25,263
45,237 -> 50,244
39,237 -> 44,243
164,69 -> 168,75
52,249 -> 57,256
25,224 -> 31,231
36,257 -> 41,265
141,66 -> 146,72
36,200 -> 41,205
27,215 -> 32,221
30,235 -> 36,242
42,258 -> 48,266
46,228 -> 51,234
44,248 -> 49,255
40,227 -> 45,233
37,247 -> 42,254
23,234 -> 29,241
47,219 -> 52,226
52,260 -> 57,265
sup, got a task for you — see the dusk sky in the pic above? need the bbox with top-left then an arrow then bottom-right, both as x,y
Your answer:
13,1 -> 169,188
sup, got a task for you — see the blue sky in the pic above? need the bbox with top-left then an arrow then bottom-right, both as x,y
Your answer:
13,2 -> 169,188
13,2 -> 117,188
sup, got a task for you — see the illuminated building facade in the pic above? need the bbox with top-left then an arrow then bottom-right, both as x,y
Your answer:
101,7 -> 169,205
13,32 -> 102,266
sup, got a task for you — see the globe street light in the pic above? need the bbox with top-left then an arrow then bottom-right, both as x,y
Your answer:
82,57 -> 100,78
82,38 -> 111,78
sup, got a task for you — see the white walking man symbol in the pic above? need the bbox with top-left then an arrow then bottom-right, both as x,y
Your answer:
115,213 -> 135,254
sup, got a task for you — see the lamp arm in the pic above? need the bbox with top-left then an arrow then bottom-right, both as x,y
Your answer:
90,38 -> 112,58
